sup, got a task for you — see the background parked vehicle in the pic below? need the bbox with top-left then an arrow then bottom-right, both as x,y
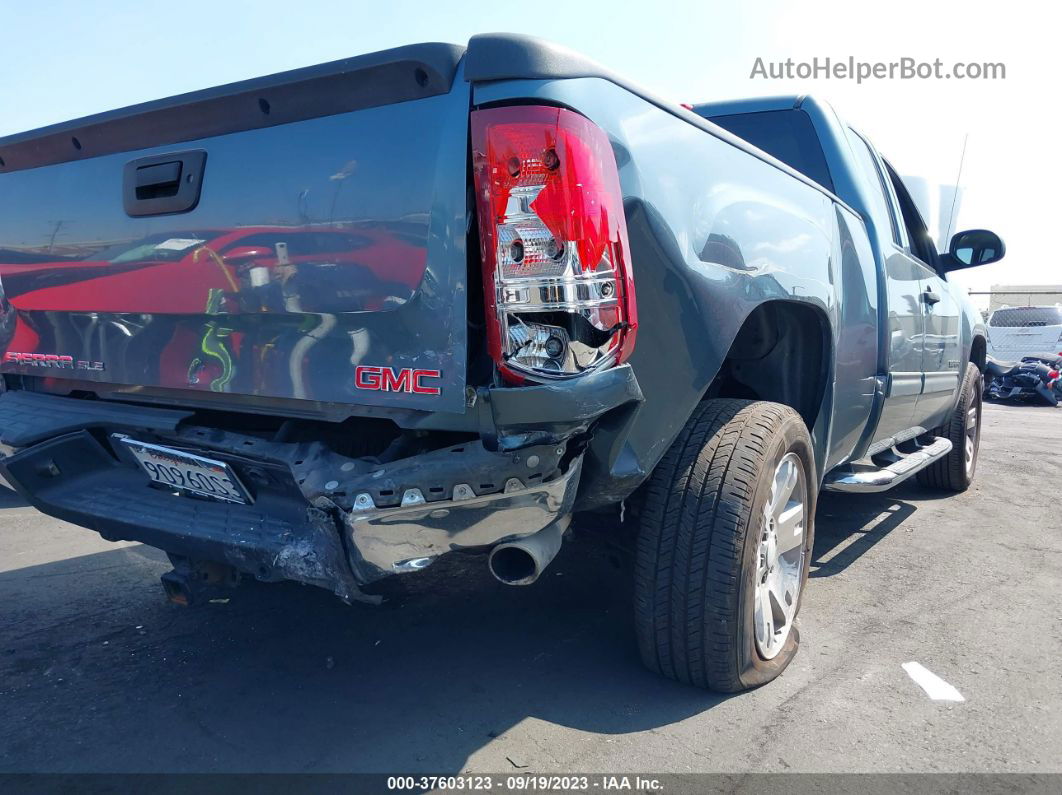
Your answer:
0,34 -> 1003,692
986,305 -> 1062,360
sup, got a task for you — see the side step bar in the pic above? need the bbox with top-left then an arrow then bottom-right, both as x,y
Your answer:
823,437 -> 953,493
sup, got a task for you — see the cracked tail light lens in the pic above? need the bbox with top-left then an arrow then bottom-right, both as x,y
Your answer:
471,105 -> 637,383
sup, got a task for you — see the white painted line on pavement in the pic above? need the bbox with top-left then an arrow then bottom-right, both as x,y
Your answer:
902,661 -> 965,702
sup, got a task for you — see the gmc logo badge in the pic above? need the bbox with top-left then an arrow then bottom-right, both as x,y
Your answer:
354,366 -> 441,395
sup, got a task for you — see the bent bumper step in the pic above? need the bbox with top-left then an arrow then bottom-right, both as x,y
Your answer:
823,437 -> 953,493
345,456 -> 582,581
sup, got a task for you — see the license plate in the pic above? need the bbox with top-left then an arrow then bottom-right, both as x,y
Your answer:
117,436 -> 252,504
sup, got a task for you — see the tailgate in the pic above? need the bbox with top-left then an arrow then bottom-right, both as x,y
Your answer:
0,44 -> 470,413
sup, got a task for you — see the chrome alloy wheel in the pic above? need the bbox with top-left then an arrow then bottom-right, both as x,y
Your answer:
754,452 -> 808,660
965,395 -> 981,477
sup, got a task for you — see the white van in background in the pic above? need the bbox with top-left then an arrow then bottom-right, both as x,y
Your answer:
987,305 -> 1062,359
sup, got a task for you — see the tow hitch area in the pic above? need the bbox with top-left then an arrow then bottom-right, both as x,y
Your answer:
160,557 -> 240,606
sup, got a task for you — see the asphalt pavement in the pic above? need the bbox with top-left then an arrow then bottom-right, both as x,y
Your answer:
1,401 -> 1059,774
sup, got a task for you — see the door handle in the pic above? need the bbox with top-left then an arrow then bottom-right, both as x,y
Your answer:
922,289 -> 941,306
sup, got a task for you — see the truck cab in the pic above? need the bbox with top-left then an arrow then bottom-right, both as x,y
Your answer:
696,96 -> 993,466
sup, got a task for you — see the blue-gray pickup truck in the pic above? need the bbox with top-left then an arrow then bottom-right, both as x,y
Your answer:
0,34 -> 1004,691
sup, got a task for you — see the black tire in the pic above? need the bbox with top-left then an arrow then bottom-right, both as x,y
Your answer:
634,399 -> 816,692
916,363 -> 983,492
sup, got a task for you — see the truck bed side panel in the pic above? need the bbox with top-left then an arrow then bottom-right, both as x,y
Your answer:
473,76 -> 857,494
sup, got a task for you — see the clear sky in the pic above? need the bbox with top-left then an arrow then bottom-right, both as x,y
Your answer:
1,0 -> 1055,304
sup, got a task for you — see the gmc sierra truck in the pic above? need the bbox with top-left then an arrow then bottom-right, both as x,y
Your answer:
0,34 -> 1004,692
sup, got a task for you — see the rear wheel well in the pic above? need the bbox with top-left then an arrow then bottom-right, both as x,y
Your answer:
705,301 -> 830,432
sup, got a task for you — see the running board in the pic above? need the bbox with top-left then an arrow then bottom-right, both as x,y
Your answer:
823,437 -> 953,493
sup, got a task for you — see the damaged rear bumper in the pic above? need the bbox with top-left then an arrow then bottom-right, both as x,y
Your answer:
0,427 -> 365,599
0,385 -> 611,598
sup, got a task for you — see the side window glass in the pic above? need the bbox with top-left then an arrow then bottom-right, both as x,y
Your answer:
707,109 -> 835,192
876,155 -> 911,249
882,161 -> 939,269
845,129 -> 905,248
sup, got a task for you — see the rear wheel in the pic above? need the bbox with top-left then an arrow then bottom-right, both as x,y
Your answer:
634,399 -> 816,692
916,363 -> 983,492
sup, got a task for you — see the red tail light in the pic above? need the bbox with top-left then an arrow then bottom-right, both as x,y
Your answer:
471,105 -> 637,383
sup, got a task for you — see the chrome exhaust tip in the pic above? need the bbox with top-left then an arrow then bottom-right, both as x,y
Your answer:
488,516 -> 570,586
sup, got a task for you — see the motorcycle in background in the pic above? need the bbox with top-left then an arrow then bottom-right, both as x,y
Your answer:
984,353 -> 1062,407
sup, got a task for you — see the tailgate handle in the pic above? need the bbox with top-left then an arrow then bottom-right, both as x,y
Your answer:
123,150 -> 206,217
135,161 -> 182,198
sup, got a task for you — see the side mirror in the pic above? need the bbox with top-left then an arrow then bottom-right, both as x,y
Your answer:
943,229 -> 1005,271
222,246 -> 275,265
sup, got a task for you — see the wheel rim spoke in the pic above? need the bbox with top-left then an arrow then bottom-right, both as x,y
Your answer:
775,503 -> 804,555
756,585 -> 775,648
769,570 -> 796,625
770,459 -> 798,514
965,400 -> 980,472
754,452 -> 807,660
